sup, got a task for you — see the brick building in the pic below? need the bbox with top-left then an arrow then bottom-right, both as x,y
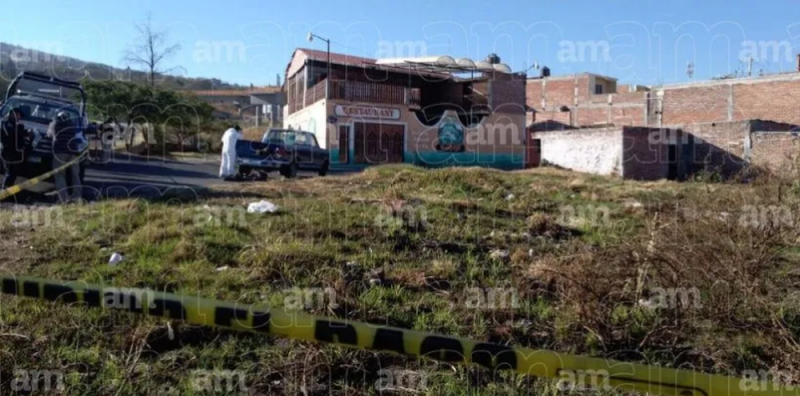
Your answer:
527,59 -> 800,178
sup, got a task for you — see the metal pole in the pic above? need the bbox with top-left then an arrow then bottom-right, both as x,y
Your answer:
327,39 -> 331,98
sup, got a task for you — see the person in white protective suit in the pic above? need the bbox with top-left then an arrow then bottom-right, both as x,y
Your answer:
219,125 -> 242,179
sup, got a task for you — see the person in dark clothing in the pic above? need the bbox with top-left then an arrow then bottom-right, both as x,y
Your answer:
48,110 -> 84,202
1,107 -> 30,190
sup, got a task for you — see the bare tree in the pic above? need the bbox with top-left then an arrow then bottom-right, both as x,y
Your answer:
122,14 -> 182,87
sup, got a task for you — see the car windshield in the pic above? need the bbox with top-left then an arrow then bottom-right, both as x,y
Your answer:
0,97 -> 80,125
12,78 -> 84,107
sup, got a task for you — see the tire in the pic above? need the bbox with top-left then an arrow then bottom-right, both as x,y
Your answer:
280,162 -> 298,178
319,161 -> 329,177
239,166 -> 252,178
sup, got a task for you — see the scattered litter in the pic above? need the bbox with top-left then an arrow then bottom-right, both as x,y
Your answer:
247,200 -> 278,214
638,298 -> 658,310
216,266 -> 230,272
167,321 -> 175,340
506,194 -> 515,201
490,249 -> 510,260
346,261 -> 358,268
202,204 -> 213,211
624,200 -> 643,209
528,248 -> 534,257
108,253 -> 124,266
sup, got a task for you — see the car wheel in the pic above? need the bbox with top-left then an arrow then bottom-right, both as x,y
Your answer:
239,166 -> 252,178
319,161 -> 329,177
281,162 -> 298,178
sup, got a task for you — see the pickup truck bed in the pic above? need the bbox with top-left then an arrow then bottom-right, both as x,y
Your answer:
235,130 -> 329,178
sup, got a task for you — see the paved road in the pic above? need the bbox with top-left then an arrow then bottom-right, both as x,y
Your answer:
6,153 -> 338,203
84,154 -> 225,199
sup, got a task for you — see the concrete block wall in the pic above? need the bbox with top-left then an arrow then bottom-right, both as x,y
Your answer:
531,126 -> 623,176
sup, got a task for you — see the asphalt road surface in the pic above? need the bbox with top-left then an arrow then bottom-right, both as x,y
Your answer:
11,153 -> 330,203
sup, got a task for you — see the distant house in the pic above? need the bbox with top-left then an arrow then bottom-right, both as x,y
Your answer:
192,87 -> 284,125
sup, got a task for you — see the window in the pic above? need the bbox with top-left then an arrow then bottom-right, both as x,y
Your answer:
595,84 -> 604,95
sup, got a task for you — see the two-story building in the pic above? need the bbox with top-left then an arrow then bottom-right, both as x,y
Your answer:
283,48 -> 528,170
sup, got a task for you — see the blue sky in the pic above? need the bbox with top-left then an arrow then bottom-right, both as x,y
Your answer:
2,0 -> 799,86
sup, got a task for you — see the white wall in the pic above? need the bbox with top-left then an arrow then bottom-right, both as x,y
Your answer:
284,100 -> 329,149
533,127 -> 623,175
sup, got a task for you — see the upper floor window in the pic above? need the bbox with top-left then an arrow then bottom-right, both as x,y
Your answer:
595,84 -> 604,95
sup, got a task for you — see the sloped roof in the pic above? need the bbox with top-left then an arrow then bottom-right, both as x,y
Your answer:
285,48 -> 449,79
192,87 -> 282,97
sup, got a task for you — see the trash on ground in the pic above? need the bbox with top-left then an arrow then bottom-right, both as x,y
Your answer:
216,266 -> 230,272
108,252 -> 124,266
247,200 -> 278,214
490,249 -> 510,260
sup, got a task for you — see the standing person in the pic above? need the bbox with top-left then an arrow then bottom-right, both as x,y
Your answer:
48,111 -> 83,202
219,125 -> 242,179
1,107 -> 30,190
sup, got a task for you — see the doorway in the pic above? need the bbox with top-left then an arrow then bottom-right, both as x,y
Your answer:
354,122 -> 405,164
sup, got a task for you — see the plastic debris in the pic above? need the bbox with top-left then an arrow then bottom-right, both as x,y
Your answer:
490,249 -> 510,260
247,200 -> 278,214
108,252 -> 124,266
216,266 -> 230,272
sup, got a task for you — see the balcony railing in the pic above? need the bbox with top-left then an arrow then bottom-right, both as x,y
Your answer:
289,79 -> 422,114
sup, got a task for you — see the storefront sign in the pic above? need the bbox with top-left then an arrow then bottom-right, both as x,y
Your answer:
334,105 -> 401,120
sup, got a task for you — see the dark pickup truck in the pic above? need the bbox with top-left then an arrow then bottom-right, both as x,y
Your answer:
236,129 -> 329,178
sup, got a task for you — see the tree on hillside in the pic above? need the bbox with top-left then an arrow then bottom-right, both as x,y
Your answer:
122,13 -> 182,87
85,80 -> 214,151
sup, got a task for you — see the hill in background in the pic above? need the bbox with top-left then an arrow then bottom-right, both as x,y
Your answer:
0,42 -> 247,94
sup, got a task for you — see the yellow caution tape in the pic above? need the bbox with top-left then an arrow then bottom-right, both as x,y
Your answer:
0,275 -> 793,396
0,152 -> 87,200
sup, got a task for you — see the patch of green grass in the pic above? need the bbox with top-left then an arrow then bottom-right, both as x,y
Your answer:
0,164 -> 797,394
